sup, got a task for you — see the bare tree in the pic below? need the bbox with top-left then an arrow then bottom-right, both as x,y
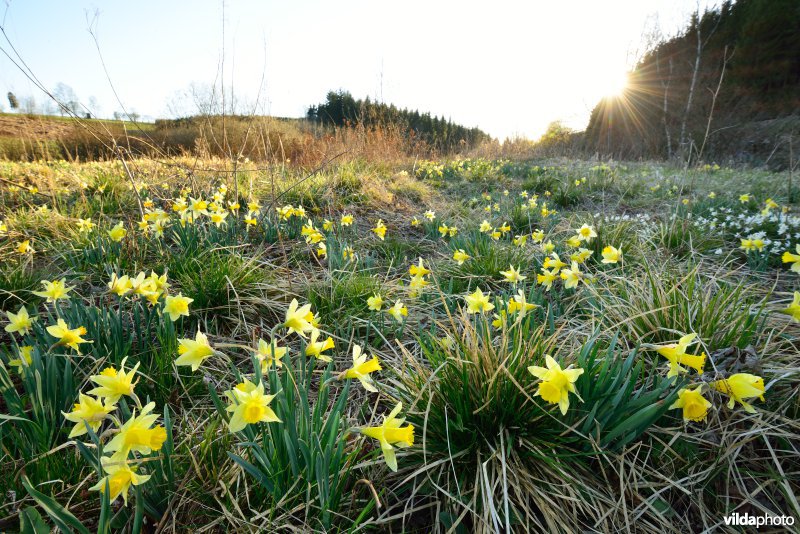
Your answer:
53,82 -> 79,116
698,46 -> 733,162
678,12 -> 702,160
21,95 -> 38,114
654,51 -> 674,159
678,6 -> 721,162
88,95 -> 101,118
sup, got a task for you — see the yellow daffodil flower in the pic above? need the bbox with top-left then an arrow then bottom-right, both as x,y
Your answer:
500,265 -> 526,285
782,245 -> 800,272
566,235 -> 582,248
175,331 -> 215,371
453,249 -> 470,265
226,380 -> 280,432
305,329 -> 335,362
780,291 -> 800,322
409,258 -> 431,277
367,294 -> 384,311
601,245 -> 622,264
108,222 -> 127,242
248,200 -> 262,214
33,278 -> 74,303
528,355 -> 584,415
163,293 -> 193,321
358,403 -> 414,472
90,456 -> 151,506
47,319 -> 91,353
465,288 -> 494,314
651,333 -> 706,378
172,197 -> 188,213
62,393 -> 117,438
372,219 -> 387,240
537,267 -> 559,291
492,311 -> 507,328
389,300 -> 408,323
409,274 -> 429,297
570,248 -> 593,264
4,305 -> 36,335
77,218 -> 96,233
710,373 -> 765,413
189,197 -> 209,217
283,299 -> 315,337
255,338 -> 286,371
105,401 -> 167,456
339,344 -> 381,392
88,357 -> 139,402
8,346 -> 34,375
210,210 -> 228,227
670,385 -> 711,422
507,289 -> 538,317
559,261 -> 584,289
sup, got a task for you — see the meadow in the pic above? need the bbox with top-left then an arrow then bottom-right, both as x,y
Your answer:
0,154 -> 798,532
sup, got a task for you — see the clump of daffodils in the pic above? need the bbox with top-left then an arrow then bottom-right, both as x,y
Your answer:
107,270 -> 171,306
408,258 -> 431,298
65,359 -> 167,506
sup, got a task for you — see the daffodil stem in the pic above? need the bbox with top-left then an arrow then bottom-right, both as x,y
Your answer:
132,484 -> 144,533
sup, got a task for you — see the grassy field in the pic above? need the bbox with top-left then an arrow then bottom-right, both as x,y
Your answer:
0,155 -> 798,532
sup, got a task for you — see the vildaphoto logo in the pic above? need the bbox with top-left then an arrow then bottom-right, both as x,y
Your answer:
723,512 -> 795,528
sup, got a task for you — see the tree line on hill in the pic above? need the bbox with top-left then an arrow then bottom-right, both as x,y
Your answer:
306,90 -> 491,152
582,0 -> 799,168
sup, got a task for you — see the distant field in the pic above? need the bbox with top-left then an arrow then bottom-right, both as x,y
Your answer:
0,112 -> 155,136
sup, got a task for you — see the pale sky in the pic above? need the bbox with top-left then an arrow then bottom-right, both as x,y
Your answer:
0,0 -> 717,140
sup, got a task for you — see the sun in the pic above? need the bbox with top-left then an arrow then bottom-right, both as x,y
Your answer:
599,70 -> 629,97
